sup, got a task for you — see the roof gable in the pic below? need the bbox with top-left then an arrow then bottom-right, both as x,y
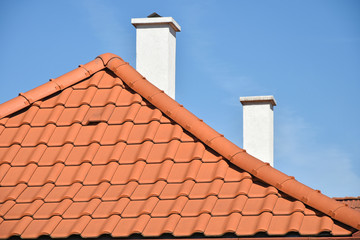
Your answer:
0,53 -> 359,238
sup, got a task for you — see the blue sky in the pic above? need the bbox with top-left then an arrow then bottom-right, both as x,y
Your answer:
0,0 -> 359,197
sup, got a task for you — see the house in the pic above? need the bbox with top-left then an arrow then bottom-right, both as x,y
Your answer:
0,15 -> 359,239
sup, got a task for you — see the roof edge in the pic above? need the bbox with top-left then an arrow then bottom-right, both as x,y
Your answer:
334,197 -> 360,200
105,55 -> 360,231
0,57 -> 106,119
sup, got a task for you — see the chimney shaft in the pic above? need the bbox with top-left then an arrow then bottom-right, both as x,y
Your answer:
240,96 -> 276,166
132,16 -> 181,99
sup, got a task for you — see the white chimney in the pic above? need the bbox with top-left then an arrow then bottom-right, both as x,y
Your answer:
240,96 -> 277,166
131,13 -> 181,99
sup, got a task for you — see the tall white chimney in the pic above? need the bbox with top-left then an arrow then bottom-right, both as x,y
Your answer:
240,96 -> 276,166
132,13 -> 181,99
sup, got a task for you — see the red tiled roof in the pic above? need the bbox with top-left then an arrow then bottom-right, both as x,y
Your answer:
335,197 -> 360,211
0,53 -> 359,238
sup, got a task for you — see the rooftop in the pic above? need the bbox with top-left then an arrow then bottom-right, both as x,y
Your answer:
0,53 -> 359,238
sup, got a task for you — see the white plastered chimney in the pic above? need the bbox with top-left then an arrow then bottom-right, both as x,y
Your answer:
240,96 -> 276,166
132,13 -> 181,99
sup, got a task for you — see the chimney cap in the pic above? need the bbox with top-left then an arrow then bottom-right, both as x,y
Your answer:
148,12 -> 162,18
240,95 -> 277,106
132,16 -> 181,32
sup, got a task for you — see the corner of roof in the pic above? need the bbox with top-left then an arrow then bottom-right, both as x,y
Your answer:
96,53 -> 124,66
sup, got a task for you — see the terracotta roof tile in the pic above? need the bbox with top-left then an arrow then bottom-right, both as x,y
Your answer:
0,187 -> 15,203
0,128 -> 22,147
218,178 -> 253,198
45,186 -> 72,202
21,219 -> 48,238
17,186 -> 44,203
241,194 -> 278,215
130,181 -> 166,200
236,212 -> 273,235
31,108 -> 54,126
34,202 -> 59,219
0,163 -> 10,182
273,197 -> 306,214
5,106 -> 37,128
91,143 -> 121,165
142,216 -> 170,236
101,122 -> 133,145
54,165 -> 81,185
134,105 -> 162,124
75,182 -> 109,201
51,216 -> 91,238
0,219 -> 21,238
0,54 -> 358,239
112,214 -> 150,237
82,217 -> 114,237
4,203 -> 31,219
47,124 -> 80,146
107,198 -> 131,216
335,197 -> 360,211
92,201 -> 116,218
188,180 -> 223,199
205,213 -> 241,236
116,89 -> 142,107
151,197 -> 187,217
121,197 -> 158,217
111,162 -> 145,184
63,199 -> 101,218
174,213 -> 212,236
159,181 -> 195,200
212,195 -> 247,216
10,146 -> 39,166
175,142 -> 204,162
181,196 -> 217,217
102,184 -> 133,201
0,145 -> 19,165
1,166 -> 27,186
0,200 -> 15,217
40,89 -> 71,108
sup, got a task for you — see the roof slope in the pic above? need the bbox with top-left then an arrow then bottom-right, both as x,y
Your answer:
0,53 -> 359,238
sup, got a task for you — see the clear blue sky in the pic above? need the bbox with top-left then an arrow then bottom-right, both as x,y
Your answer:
1,0 -> 359,197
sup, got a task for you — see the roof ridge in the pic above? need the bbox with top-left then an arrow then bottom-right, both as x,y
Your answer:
98,53 -> 360,231
0,53 -> 359,231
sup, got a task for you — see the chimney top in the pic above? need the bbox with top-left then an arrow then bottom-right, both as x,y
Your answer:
131,16 -> 181,32
132,15 -> 181,99
240,95 -> 277,106
148,12 -> 162,18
